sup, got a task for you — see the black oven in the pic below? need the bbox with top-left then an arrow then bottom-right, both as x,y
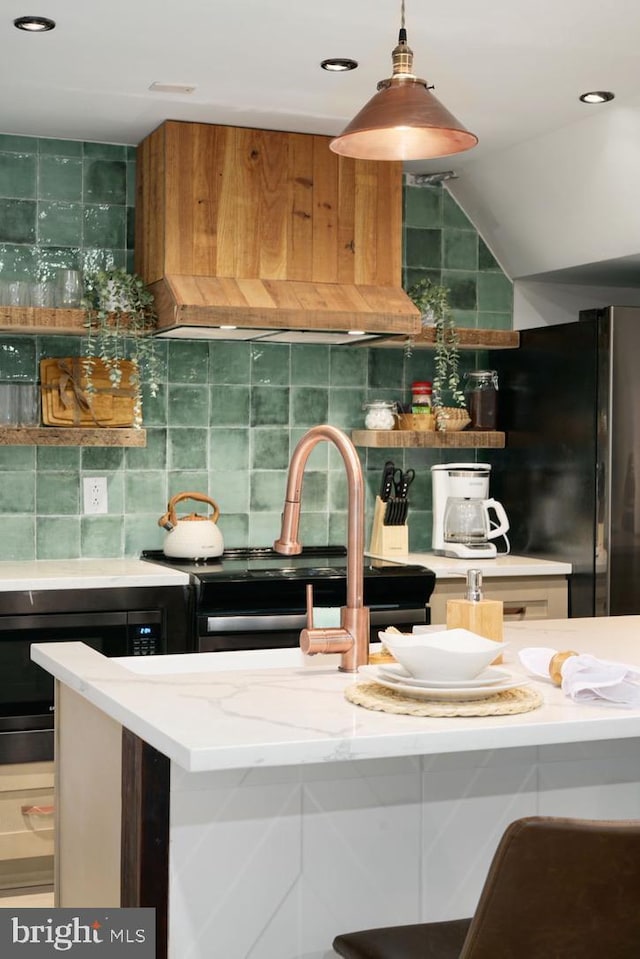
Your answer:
0,584 -> 192,764
142,548 -> 436,654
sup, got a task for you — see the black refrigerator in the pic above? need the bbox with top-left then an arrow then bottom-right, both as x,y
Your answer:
487,306 -> 640,618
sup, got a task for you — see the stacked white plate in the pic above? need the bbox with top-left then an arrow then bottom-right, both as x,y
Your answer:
358,663 -> 530,702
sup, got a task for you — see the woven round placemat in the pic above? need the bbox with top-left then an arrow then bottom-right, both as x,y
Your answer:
345,681 -> 543,717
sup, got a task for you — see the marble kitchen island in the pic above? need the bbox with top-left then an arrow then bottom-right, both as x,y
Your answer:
32,617 -> 640,959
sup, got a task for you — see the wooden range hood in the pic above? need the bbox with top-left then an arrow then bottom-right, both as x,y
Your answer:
134,121 -> 421,343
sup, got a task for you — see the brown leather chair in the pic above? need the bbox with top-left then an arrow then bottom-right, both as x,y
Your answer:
333,816 -> 640,959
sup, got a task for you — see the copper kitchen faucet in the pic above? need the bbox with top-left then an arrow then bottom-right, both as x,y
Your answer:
274,425 -> 370,672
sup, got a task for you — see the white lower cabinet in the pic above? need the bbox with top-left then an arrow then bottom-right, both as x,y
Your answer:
0,762 -> 54,890
429,575 -> 568,625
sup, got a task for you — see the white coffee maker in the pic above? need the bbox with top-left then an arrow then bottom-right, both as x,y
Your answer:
431,463 -> 510,558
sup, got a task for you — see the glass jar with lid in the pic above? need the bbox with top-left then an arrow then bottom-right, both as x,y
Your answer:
363,400 -> 397,430
464,370 -> 498,430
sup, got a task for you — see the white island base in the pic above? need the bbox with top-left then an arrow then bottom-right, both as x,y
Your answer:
33,618 -> 640,959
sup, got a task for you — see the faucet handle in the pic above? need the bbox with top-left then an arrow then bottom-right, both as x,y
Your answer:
301,583 -> 352,657
305,583 -> 315,629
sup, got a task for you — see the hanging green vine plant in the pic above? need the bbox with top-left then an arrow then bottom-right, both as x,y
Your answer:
82,268 -> 161,428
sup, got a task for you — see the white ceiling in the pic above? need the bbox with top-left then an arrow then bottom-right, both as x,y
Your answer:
3,0 -> 639,171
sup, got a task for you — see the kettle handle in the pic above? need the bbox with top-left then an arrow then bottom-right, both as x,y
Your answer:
484,498 -> 510,540
159,491 -> 221,531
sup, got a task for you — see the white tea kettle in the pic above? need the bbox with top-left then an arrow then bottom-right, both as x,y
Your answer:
158,491 -> 224,559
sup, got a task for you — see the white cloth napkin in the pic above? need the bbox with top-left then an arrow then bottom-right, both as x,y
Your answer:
518,646 -> 640,708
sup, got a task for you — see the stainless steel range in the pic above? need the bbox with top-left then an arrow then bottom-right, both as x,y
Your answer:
141,547 -> 436,653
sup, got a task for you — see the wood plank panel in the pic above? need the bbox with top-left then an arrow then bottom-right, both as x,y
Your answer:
311,135 -> 339,283
0,307 -> 86,334
134,124 -> 165,283
256,128 -> 289,279
374,161 -> 403,285
351,429 -> 506,449
191,122 -> 220,276
288,133 -> 314,281
214,125 -> 238,277
163,122 -> 195,275
0,428 -> 146,447
337,157 -> 356,285
353,162 -> 379,286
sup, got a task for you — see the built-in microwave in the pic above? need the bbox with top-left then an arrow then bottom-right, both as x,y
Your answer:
0,584 -> 192,764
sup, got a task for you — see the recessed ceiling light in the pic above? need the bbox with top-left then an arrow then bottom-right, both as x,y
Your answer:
321,58 -> 358,72
149,82 -> 197,95
579,91 -> 615,104
13,15 -> 56,32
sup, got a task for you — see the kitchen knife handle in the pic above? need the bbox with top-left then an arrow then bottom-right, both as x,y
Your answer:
379,460 -> 396,502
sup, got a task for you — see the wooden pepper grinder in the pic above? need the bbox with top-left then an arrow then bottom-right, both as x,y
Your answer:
446,569 -> 504,662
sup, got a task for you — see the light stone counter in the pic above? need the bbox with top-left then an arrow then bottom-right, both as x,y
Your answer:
32,617 -> 640,959
0,557 -> 189,590
368,550 -> 572,578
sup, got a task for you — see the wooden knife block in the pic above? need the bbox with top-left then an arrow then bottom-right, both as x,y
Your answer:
369,496 -> 409,557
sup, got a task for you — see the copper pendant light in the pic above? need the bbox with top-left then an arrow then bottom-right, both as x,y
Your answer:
330,1 -> 478,161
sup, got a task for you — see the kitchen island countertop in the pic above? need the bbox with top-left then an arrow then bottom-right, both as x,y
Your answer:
32,616 -> 640,773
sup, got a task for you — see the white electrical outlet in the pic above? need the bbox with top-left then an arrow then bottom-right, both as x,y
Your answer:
83,476 -> 108,515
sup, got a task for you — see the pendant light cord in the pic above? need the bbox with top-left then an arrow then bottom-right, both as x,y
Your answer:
399,0 -> 407,43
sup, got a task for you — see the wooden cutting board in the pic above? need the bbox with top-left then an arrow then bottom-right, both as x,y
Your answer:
40,357 -> 137,428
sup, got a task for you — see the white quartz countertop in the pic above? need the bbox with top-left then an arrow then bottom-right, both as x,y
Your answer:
0,558 -> 190,590
32,617 -> 640,773
368,551 -> 572,577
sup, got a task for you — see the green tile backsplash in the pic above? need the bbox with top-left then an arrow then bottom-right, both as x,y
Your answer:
0,134 -> 513,560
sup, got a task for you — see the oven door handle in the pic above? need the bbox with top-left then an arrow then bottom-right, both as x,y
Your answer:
205,614 -> 310,633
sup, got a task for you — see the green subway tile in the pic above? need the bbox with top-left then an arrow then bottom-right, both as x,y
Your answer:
218,513 -> 248,549
250,386 -> 289,426
251,343 -> 290,385
290,429 -> 328,469
368,347 -> 404,390
329,346 -> 367,387
39,156 -> 82,202
36,333 -> 83,361
328,387 -> 364,428
212,470 -> 249,513
291,344 -> 329,384
443,230 -> 478,270
34,247 -> 82,280
101,471 -> 124,515
126,146 -> 137,163
36,516 -> 80,559
409,512 -> 431,551
0,244 -> 36,280
328,511 -> 347,546
477,273 -> 513,312
248,512 -> 281,548
298,472 -> 328,510
210,384 -> 249,426
126,165 -> 136,207
125,470 -> 165,512
125,428 -> 167,470
0,472 -> 35,512
478,237 -> 501,271
441,271 -> 477,311
291,387 -> 328,427
0,199 -> 36,243
209,341 -> 250,384
0,153 -> 37,199
252,428 -> 290,470
125,250 -> 135,272
168,428 -> 208,469
81,515 -> 124,557
403,267 -> 440,292
38,201 -> 83,247
167,471 -> 209,501
140,382 -> 167,426
477,311 -> 512,330
404,184 -> 442,228
83,142 -> 126,160
209,428 -> 249,471
36,446 -> 80,470
296,512 -> 328,546
0,338 -> 36,380
3,515 -> 35,558
38,138 -> 83,158
36,472 -> 79,514
124,514 -> 165,555
329,471 -> 349,511
250,471 -> 288,511
81,446 -> 125,470
84,159 -> 126,204
404,227 -> 441,269
167,384 -> 210,427
0,446 -> 34,469
126,207 -> 135,249
83,204 -> 125,248
443,191 -> 474,229
80,248 -> 124,274
0,135 -> 37,154
168,341 -> 209,383
451,309 -> 478,329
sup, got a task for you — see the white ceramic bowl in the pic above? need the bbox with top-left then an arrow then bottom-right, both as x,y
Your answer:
378,628 -> 507,682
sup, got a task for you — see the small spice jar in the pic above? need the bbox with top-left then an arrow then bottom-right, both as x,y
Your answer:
363,400 -> 397,430
411,381 -> 433,413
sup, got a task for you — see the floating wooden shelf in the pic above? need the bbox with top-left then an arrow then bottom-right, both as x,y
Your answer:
352,429 -> 505,449
0,428 -> 146,447
368,328 -> 520,350
0,306 -> 87,336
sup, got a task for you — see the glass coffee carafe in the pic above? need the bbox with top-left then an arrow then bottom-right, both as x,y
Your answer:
443,496 -> 510,546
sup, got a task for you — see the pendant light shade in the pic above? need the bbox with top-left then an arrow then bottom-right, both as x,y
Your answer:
330,6 -> 477,161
